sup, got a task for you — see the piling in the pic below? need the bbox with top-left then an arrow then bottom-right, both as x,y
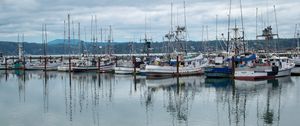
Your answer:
5,58 -> 8,71
44,56 -> 47,71
98,57 -> 101,72
115,56 -> 118,67
68,56 -> 71,72
176,56 -> 179,77
231,56 -> 235,78
39,56 -> 42,62
133,56 -> 136,76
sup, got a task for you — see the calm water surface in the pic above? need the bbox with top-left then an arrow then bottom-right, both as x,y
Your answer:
0,70 -> 299,126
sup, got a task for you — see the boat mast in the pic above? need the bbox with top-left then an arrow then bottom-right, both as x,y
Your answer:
42,24 -> 45,56
22,34 -> 25,60
227,0 -> 232,55
95,15 -> 98,55
72,20 -> 75,54
273,5 -> 279,52
64,20 -> 66,54
108,25 -> 112,56
18,34 -> 22,61
78,22 -> 82,55
91,16 -> 94,55
296,24 -> 300,54
183,0 -> 188,53
44,24 -> 47,56
216,15 -> 218,52
256,8 -> 258,40
239,0 -> 246,53
202,25 -> 204,52
68,14 -> 71,56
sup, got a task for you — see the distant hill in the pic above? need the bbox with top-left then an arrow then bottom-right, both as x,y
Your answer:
0,38 -> 298,55
48,39 -> 82,45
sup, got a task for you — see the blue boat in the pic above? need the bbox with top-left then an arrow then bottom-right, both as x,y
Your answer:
204,66 -> 232,78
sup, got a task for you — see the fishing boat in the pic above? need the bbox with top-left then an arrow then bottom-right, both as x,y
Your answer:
144,53 -> 207,78
72,56 -> 98,72
114,57 -> 143,74
291,26 -> 300,75
204,56 -> 233,78
234,54 -> 278,80
98,56 -> 115,73
234,54 -> 295,80
13,35 -> 26,70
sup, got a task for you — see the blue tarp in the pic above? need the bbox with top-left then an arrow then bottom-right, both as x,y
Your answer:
225,54 -> 257,62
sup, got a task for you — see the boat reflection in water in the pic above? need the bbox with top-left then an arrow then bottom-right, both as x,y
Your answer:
0,71 -> 298,126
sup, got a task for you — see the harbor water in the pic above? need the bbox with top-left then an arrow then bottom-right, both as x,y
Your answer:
0,71 -> 300,126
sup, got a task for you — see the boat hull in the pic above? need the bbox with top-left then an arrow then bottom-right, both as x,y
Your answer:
144,65 -> 203,78
204,67 -> 232,78
114,67 -> 140,74
292,67 -> 300,76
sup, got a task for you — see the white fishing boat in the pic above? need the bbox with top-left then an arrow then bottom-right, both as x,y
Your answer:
114,58 -> 142,74
270,56 -> 295,77
234,55 -> 295,80
72,57 -> 98,72
25,60 -> 62,71
98,56 -> 115,73
144,54 -> 208,78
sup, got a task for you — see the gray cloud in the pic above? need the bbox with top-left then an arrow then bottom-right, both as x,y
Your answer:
0,0 -> 299,43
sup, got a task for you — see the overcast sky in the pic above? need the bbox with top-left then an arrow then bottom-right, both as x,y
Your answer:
0,0 -> 299,43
